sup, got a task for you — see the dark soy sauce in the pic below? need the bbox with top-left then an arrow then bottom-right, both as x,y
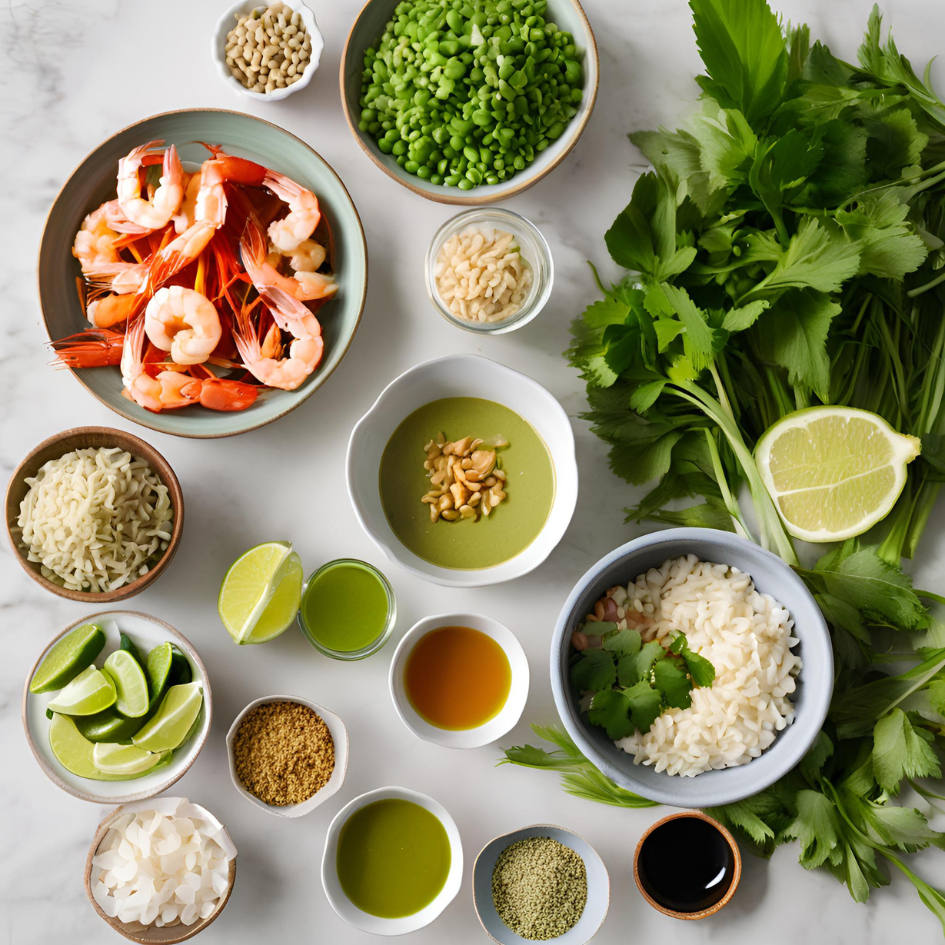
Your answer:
637,816 -> 735,913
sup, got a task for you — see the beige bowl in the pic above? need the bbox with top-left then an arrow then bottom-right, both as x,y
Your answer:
84,799 -> 237,943
225,694 -> 348,817
5,426 -> 184,603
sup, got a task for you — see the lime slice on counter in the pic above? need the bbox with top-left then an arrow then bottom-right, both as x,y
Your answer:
146,642 -> 174,701
756,406 -> 921,542
30,623 -> 106,694
92,742 -> 164,776
103,650 -> 150,718
48,714 -> 140,781
74,708 -> 147,743
132,682 -> 203,752
218,541 -> 303,644
46,666 -> 116,716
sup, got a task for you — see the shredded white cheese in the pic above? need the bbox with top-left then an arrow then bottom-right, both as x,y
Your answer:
17,447 -> 173,592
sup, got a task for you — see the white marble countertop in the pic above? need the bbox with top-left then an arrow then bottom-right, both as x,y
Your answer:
3,0 -> 945,942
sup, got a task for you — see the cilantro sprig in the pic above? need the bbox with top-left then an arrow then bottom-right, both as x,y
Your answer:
571,628 -> 716,739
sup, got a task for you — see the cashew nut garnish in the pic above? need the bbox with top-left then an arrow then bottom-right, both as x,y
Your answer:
421,432 -> 509,523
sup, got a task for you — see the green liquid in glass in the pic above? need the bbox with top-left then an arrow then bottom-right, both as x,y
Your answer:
300,561 -> 389,653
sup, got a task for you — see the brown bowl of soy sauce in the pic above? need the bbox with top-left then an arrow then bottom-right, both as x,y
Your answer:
633,811 -> 741,919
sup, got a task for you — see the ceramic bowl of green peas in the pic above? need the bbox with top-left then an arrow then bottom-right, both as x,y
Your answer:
340,0 -> 599,204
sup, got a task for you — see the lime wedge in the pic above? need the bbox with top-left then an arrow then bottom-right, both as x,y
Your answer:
168,645 -> 193,686
49,714 -> 140,781
30,623 -> 106,694
756,406 -> 921,542
46,666 -> 116,716
218,541 -> 303,644
120,632 -> 145,667
132,682 -> 203,752
92,741 -> 164,776
146,642 -> 173,701
74,708 -> 146,743
103,650 -> 150,718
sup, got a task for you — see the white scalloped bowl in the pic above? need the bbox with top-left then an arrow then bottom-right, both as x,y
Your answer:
212,0 -> 324,101
346,354 -> 578,587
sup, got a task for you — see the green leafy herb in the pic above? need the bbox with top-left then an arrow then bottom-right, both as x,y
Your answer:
571,628 -> 715,736
517,0 -> 945,928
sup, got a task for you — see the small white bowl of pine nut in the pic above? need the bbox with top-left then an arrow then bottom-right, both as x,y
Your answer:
213,0 -> 323,100
425,208 -> 554,335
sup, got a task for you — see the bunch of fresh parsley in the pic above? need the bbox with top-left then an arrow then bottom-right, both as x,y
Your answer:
571,627 -> 716,739
502,0 -> 945,930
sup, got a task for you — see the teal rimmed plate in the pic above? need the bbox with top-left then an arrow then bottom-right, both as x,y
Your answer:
39,109 -> 368,438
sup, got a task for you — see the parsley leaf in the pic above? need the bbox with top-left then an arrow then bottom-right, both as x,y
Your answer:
588,689 -> 636,740
872,709 -> 942,794
570,649 -> 616,693
653,658 -> 694,709
624,680 -> 665,733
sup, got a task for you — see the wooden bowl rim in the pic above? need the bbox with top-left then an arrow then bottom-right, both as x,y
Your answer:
37,107 -> 368,439
632,810 -> 742,920
21,610 -> 212,804
4,426 -> 184,602
83,800 -> 237,944
339,0 -> 600,205
471,822 -> 610,945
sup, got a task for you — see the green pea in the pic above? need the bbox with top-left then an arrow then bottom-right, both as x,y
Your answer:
445,173 -> 461,186
392,140 -> 408,156
564,59 -> 582,85
446,9 -> 463,32
416,165 -> 432,179
457,178 -> 474,190
438,158 -> 449,175
466,167 -> 483,184
546,119 -> 565,139
378,138 -> 393,154
444,57 -> 466,79
396,154 -> 408,167
513,154 -> 525,170
498,59 -> 515,81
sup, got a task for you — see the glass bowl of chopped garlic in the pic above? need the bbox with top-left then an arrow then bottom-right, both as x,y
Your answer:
425,208 -> 554,334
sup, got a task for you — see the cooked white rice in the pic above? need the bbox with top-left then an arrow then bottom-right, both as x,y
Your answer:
17,447 -> 173,592
609,554 -> 800,777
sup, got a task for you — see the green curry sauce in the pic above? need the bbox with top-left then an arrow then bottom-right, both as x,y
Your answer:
336,798 -> 451,918
379,397 -> 555,570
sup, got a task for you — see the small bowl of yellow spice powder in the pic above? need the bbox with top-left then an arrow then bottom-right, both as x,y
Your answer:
473,824 -> 609,944
226,695 -> 347,818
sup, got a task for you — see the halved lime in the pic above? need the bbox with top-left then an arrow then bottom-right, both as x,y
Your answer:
74,708 -> 146,743
218,541 -> 303,644
132,682 -> 203,752
146,642 -> 173,701
49,714 -> 138,781
46,666 -> 116,716
92,741 -> 164,776
103,650 -> 150,718
30,624 -> 105,694
756,406 -> 921,542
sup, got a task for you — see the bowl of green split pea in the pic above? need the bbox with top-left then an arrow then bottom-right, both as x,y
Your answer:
340,0 -> 599,203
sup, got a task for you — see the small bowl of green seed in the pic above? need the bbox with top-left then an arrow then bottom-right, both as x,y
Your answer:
473,824 -> 609,944
340,0 -> 599,204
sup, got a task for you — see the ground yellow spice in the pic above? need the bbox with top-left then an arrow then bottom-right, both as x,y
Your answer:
233,701 -> 334,806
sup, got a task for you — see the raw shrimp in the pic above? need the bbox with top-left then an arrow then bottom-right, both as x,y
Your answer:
121,319 -> 256,412
242,218 -> 337,311
195,148 -> 266,227
88,292 -> 144,329
116,141 -> 185,231
231,295 -> 324,391
264,169 -> 321,252
144,286 -> 222,365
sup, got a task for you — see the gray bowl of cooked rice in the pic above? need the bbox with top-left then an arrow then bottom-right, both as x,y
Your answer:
550,527 -> 833,808
5,427 -> 184,603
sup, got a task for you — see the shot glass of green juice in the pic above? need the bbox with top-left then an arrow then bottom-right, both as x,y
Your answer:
298,559 -> 396,660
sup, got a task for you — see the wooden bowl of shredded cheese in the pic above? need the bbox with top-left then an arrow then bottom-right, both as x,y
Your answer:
425,209 -> 554,334
5,427 -> 184,602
